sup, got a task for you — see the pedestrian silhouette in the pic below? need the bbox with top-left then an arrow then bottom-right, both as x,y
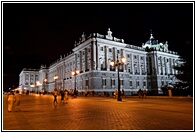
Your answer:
60,90 -> 65,104
53,88 -> 58,106
14,90 -> 21,111
7,90 -> 16,112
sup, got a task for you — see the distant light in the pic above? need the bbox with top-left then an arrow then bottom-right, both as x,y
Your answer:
110,60 -> 114,66
72,71 -> 75,75
121,56 -> 126,63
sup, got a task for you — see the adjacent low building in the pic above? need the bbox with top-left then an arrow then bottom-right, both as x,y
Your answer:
19,28 -> 179,95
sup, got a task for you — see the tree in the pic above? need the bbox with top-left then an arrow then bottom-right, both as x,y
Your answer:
173,50 -> 193,96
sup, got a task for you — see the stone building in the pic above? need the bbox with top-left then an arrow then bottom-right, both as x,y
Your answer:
19,28 -> 179,95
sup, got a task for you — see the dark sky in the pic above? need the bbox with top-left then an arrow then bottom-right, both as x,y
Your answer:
2,2 -> 193,91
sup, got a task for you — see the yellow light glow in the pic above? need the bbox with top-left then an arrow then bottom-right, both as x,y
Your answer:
44,79 -> 47,82
76,70 -> 80,74
54,76 -> 58,80
121,56 -> 126,63
30,85 -> 35,87
72,71 -> 75,75
110,60 -> 114,66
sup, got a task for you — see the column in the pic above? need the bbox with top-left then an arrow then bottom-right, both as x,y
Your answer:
162,57 -> 165,74
129,54 -> 132,74
91,41 -> 97,70
113,47 -> 117,71
139,55 -> 141,75
75,53 -> 77,69
173,59 -> 176,75
97,44 -> 101,70
85,48 -> 87,71
80,51 -> 82,72
132,54 -> 135,75
143,56 -> 146,75
160,56 -> 163,75
105,46 -> 109,71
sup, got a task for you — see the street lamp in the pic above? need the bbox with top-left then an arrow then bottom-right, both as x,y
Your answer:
72,70 -> 80,97
53,75 -> 58,89
110,55 -> 126,101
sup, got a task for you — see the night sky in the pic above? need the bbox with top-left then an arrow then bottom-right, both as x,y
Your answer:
2,2 -> 193,91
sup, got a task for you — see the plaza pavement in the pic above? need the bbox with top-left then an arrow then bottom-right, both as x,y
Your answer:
2,94 -> 193,131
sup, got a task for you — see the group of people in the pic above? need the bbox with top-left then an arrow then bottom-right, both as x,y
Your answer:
113,89 -> 124,99
53,88 -> 69,105
138,89 -> 147,98
7,90 -> 21,112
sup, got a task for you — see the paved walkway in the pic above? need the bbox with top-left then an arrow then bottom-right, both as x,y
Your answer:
3,94 -> 193,131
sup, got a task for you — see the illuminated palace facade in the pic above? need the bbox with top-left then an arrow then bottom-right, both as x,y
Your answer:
19,29 -> 179,95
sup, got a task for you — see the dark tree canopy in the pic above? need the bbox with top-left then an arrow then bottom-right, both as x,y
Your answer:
173,45 -> 193,95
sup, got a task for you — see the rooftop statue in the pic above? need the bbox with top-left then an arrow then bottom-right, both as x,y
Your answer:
106,28 -> 113,40
81,32 -> 86,42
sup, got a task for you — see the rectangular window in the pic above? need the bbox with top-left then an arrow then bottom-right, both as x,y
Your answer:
148,81 -> 151,86
130,81 -> 132,86
143,81 -> 146,86
86,80 -> 89,86
101,47 -> 103,51
127,54 -> 130,58
109,48 -> 112,52
111,79 -> 115,86
120,80 -> 124,86
102,79 -> 106,86
162,81 -> 164,86
137,81 -> 140,86
101,64 -> 104,70
117,50 -> 120,53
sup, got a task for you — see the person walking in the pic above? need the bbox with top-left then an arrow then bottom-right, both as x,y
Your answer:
138,89 -> 142,98
14,90 -> 21,111
64,90 -> 69,104
7,90 -> 16,112
60,90 -> 65,104
143,89 -> 147,98
53,88 -> 58,105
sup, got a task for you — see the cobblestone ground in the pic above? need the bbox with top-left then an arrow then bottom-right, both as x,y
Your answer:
3,94 -> 193,131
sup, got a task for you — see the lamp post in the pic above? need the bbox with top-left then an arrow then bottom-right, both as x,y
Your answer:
54,75 -> 58,89
110,55 -> 126,101
72,70 -> 80,97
